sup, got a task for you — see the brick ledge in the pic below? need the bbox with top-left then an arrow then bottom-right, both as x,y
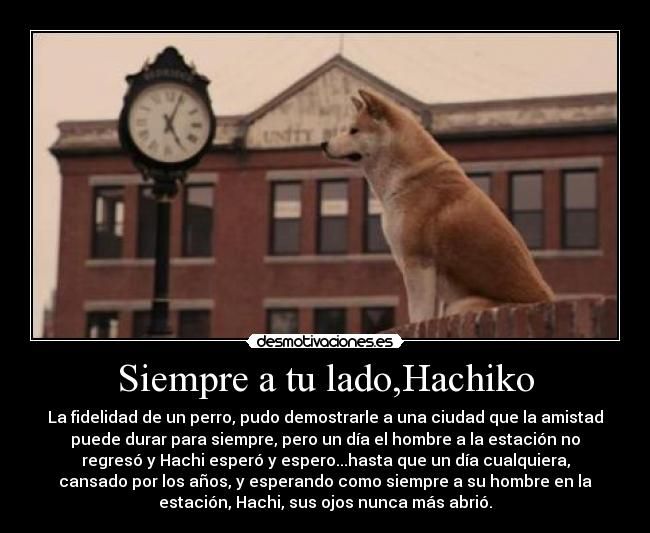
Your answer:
383,296 -> 618,339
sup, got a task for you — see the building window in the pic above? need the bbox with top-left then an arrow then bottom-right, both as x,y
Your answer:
364,183 -> 390,253
362,307 -> 395,334
267,309 -> 299,333
469,173 -> 491,197
178,310 -> 211,338
318,180 -> 348,254
563,170 -> 598,249
271,182 -> 301,255
132,310 -> 151,338
314,308 -> 346,334
92,187 -> 124,258
86,312 -> 119,339
137,187 -> 157,258
510,172 -> 544,249
183,185 -> 213,257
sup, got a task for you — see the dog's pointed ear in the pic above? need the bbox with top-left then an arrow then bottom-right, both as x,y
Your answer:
358,89 -> 387,121
351,95 -> 364,112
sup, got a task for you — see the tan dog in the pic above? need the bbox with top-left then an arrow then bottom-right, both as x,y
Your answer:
321,89 -> 554,322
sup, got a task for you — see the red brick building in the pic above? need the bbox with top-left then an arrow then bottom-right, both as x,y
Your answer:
49,55 -> 618,338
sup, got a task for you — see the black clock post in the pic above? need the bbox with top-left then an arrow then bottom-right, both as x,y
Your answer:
147,169 -> 182,338
118,47 -> 217,338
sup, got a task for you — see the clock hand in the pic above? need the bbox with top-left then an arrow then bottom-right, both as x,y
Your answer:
168,122 -> 185,150
163,113 -> 173,133
161,112 -> 185,150
164,95 -> 184,133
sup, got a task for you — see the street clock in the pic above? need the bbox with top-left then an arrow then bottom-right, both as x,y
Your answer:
117,46 -> 216,337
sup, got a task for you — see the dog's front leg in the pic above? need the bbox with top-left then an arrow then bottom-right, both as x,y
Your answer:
403,262 -> 439,323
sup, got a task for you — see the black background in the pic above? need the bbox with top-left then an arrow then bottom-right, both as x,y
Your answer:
22,22 -> 632,529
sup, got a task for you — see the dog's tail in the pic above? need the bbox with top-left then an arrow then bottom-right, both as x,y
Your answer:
445,296 -> 499,316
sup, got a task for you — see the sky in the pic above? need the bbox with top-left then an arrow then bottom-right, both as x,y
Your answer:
32,32 -> 618,337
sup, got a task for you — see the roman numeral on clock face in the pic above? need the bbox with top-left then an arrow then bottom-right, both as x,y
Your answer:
187,133 -> 198,144
191,122 -> 203,128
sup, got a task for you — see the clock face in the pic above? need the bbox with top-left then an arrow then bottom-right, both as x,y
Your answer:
127,82 -> 212,163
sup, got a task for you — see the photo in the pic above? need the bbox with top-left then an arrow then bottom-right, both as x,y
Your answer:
32,32 -> 618,339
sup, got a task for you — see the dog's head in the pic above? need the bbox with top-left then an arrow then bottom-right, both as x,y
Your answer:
321,89 -> 397,165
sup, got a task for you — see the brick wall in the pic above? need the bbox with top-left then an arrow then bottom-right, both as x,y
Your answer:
385,297 -> 618,339
52,131 -> 617,338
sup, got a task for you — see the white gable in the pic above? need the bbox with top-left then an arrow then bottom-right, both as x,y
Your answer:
246,66 -> 413,149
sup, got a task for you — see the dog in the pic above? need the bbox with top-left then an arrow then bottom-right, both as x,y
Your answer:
321,89 -> 554,322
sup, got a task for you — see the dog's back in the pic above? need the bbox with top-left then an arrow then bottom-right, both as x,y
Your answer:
394,158 -> 553,310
